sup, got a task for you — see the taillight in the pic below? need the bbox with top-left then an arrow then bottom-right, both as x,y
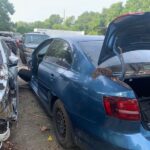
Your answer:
103,96 -> 140,121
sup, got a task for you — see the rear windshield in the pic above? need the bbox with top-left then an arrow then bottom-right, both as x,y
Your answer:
24,34 -> 49,44
79,40 -> 103,66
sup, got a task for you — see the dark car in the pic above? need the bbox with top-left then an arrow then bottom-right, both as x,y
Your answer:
19,12 -> 150,150
0,32 -> 20,55
0,31 -> 14,38
0,37 -> 19,148
21,32 -> 49,64
2,37 -> 18,55
0,31 -> 22,46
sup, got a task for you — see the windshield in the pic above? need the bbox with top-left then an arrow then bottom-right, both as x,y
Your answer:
24,34 -> 49,44
79,40 -> 103,66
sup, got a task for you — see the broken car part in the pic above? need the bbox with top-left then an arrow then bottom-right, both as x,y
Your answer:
0,119 -> 10,148
0,37 -> 18,148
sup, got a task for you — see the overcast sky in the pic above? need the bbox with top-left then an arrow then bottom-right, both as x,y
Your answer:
9,0 -> 125,22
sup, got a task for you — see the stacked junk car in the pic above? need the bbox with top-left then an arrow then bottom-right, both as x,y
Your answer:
0,36 -> 18,148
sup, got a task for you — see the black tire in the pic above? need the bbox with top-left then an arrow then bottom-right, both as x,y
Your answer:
53,100 -> 75,149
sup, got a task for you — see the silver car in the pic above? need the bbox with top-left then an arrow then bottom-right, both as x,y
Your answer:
0,37 -> 18,148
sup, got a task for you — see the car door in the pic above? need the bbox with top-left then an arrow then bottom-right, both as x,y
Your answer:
38,39 -> 72,104
31,39 -> 52,77
30,39 -> 52,96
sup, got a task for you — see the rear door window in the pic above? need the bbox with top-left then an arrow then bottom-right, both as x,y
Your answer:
38,42 -> 51,55
44,39 -> 72,68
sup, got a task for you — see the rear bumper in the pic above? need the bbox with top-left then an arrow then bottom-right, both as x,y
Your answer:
75,127 -> 150,150
75,131 -> 127,150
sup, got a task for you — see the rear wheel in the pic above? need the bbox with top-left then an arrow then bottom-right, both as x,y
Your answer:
53,100 -> 75,149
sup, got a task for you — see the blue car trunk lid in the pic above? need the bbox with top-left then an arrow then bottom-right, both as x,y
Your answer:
98,12 -> 150,65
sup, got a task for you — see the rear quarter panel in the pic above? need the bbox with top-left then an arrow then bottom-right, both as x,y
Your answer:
50,42 -> 140,135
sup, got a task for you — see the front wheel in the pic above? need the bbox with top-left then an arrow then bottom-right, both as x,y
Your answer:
53,100 -> 75,149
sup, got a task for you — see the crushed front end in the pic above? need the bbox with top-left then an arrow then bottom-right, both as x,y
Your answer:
0,64 -> 18,147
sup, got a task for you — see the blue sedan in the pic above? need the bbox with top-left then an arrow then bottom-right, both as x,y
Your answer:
19,12 -> 150,150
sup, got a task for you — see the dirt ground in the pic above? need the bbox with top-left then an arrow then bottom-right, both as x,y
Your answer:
3,79 -> 79,150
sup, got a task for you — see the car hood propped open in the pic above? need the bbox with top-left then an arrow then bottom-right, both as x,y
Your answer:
98,12 -> 150,65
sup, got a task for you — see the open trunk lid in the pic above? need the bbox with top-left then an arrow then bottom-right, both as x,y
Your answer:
98,12 -> 150,65
98,12 -> 150,131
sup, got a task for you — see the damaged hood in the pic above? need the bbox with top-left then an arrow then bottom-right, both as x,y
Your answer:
98,12 -> 150,65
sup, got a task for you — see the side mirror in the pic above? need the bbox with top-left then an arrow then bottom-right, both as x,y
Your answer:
9,55 -> 18,67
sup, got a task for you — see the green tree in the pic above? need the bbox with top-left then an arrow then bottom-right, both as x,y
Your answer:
0,0 -> 15,30
63,16 -> 75,29
124,0 -> 150,12
45,14 -> 63,28
15,22 -> 33,34
15,0 -> 150,35
32,21 -> 46,29
75,11 -> 101,34
104,2 -> 124,25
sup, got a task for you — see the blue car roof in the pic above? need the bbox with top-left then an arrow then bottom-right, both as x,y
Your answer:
52,35 -> 104,42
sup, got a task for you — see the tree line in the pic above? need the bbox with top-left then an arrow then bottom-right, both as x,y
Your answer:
1,0 -> 150,34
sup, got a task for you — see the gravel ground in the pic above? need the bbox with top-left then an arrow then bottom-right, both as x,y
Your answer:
4,79 -> 79,150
